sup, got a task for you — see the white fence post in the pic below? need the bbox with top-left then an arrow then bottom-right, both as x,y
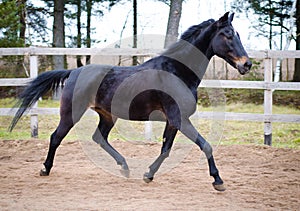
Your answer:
264,54 -> 273,145
30,53 -> 38,138
144,121 -> 153,141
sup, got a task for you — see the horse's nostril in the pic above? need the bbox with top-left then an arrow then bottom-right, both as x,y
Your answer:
244,60 -> 252,69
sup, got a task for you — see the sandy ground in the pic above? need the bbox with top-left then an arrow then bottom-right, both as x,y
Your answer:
0,139 -> 299,210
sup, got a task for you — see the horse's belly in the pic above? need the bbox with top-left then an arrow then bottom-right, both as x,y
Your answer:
109,90 -> 166,121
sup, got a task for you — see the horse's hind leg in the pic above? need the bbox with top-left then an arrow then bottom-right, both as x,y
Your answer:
92,113 -> 129,177
40,118 -> 74,176
143,121 -> 177,183
40,78 -> 87,176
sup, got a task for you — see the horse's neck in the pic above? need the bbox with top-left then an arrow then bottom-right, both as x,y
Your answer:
157,29 -> 215,87
191,28 -> 216,82
178,39 -> 213,84
195,27 -> 216,60
162,42 -> 211,81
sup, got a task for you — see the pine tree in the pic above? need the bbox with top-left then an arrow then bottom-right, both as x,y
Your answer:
0,0 -> 24,47
231,0 -> 294,50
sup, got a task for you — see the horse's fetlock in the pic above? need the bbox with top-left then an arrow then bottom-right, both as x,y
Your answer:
43,162 -> 53,172
119,158 -> 127,166
210,169 -> 219,177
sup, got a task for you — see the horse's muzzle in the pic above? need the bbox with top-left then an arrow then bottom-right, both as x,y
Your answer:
237,59 -> 252,75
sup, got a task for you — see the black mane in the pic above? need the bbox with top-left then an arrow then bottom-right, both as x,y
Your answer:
180,19 -> 215,43
162,19 -> 216,56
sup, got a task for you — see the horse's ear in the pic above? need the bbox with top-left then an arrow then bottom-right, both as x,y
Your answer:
218,12 -> 230,24
229,13 -> 235,23
217,12 -> 234,27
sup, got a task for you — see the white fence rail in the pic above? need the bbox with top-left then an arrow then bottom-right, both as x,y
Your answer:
1,47 -> 300,145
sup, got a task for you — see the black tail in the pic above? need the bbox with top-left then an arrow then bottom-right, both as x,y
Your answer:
9,70 -> 72,131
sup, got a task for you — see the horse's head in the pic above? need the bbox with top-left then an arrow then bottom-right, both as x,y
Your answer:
210,12 -> 252,75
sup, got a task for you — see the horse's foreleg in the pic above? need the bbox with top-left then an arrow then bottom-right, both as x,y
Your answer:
195,134 -> 225,191
143,121 -> 177,183
93,114 -> 129,177
179,119 -> 226,191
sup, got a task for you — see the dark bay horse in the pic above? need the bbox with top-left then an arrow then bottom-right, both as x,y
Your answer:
10,12 -> 251,191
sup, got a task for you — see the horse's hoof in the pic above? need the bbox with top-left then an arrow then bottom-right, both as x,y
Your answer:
143,172 -> 153,183
119,163 -> 130,178
212,182 -> 226,191
40,168 -> 49,176
120,168 -> 130,178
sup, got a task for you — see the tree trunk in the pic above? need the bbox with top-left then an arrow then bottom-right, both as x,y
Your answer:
86,0 -> 92,65
17,0 -> 26,43
132,0 -> 138,65
164,0 -> 183,48
76,0 -> 83,67
53,0 -> 65,70
17,0 -> 26,76
52,0 -> 65,99
293,0 -> 300,82
269,14 -> 273,49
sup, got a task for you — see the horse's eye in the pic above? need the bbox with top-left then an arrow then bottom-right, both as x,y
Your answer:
226,35 -> 233,40
223,34 -> 233,40
222,30 -> 233,40
227,31 -> 234,39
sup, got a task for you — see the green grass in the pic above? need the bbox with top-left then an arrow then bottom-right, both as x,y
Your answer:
0,97 -> 60,108
0,98 -> 299,149
0,115 -> 78,141
197,89 -> 300,109
220,121 -> 300,149
223,102 -> 300,114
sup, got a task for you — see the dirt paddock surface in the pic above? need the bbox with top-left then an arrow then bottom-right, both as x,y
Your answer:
0,139 -> 299,210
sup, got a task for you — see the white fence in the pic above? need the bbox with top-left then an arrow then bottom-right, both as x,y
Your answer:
0,47 -> 300,145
